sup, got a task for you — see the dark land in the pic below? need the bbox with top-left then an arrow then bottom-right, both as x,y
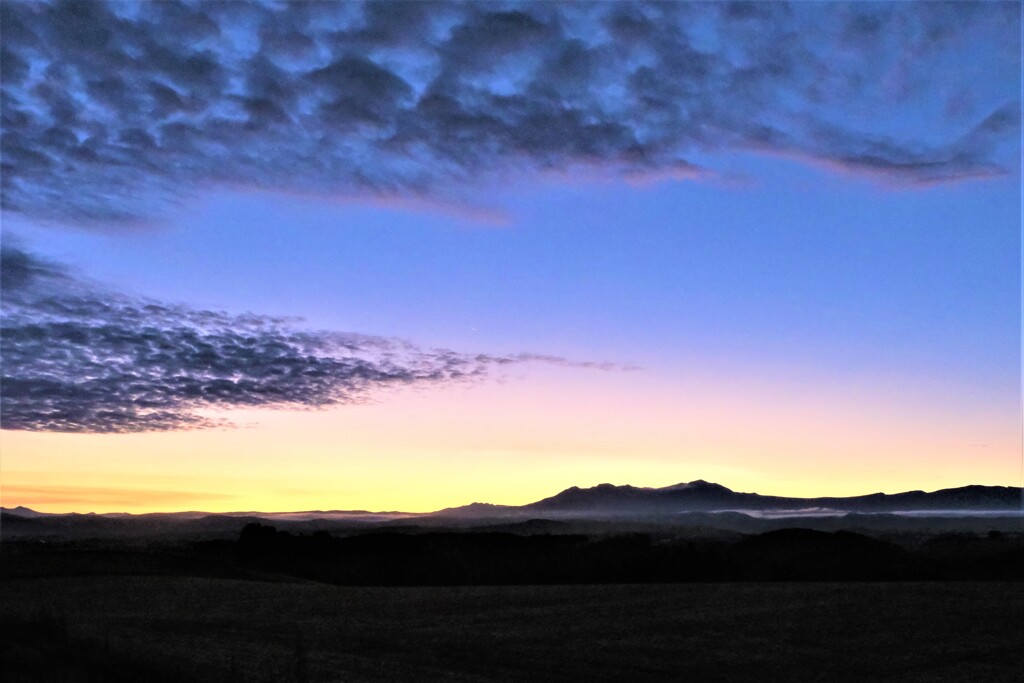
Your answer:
3,481 -> 1022,681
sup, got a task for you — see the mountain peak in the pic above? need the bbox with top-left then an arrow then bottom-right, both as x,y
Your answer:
1,505 -> 49,518
662,480 -> 732,492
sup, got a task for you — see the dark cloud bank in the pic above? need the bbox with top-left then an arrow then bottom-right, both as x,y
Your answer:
0,2 -> 1018,432
1,0 -> 1020,222
0,245 -> 618,433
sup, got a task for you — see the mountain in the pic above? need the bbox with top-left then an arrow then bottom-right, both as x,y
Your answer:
3,482 -> 1020,533
512,480 -> 1023,516
0,505 -> 52,518
522,480 -> 738,514
431,502 -> 519,517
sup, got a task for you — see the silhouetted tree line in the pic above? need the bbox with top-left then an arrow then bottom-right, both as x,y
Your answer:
235,524 -> 1024,585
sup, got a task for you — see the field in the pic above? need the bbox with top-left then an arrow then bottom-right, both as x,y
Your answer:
3,576 -> 1021,682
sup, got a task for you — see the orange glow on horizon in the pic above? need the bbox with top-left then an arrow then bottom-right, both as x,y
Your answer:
1,363 -> 1018,515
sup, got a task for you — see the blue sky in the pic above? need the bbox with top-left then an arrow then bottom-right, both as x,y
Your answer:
1,1 -> 1020,510
8,152 -> 1017,383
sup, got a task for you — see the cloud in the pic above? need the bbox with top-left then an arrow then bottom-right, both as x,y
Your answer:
0,245 -> 618,433
0,1 -> 1019,223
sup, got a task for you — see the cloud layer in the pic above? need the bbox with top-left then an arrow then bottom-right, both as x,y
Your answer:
1,1 -> 1019,222
1,245 -> 608,433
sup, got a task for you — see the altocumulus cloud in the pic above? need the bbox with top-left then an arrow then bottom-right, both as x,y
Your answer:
0,245 -> 621,433
1,0 -> 1019,223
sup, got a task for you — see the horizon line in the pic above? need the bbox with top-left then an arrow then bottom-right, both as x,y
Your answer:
4,479 -> 1022,517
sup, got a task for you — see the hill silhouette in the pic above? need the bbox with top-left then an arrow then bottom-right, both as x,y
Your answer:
500,480 -> 1023,516
3,481 -> 1020,540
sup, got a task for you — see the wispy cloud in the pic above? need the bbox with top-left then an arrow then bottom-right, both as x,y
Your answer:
1,1 -> 1018,223
0,245 -> 622,433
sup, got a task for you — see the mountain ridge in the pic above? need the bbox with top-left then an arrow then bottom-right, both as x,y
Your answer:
513,480 -> 1022,516
3,481 -> 1021,519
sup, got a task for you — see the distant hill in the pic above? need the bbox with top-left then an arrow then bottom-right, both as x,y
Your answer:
1,505 -> 51,519
3,481 -> 1021,537
512,480 -> 1023,516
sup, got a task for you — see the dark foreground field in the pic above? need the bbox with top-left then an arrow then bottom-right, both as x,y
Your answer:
2,576 -> 1021,682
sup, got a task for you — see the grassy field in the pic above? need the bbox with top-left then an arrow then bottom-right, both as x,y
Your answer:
2,576 -> 1021,682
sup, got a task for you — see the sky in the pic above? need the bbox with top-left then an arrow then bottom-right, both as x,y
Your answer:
0,0 -> 1021,513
